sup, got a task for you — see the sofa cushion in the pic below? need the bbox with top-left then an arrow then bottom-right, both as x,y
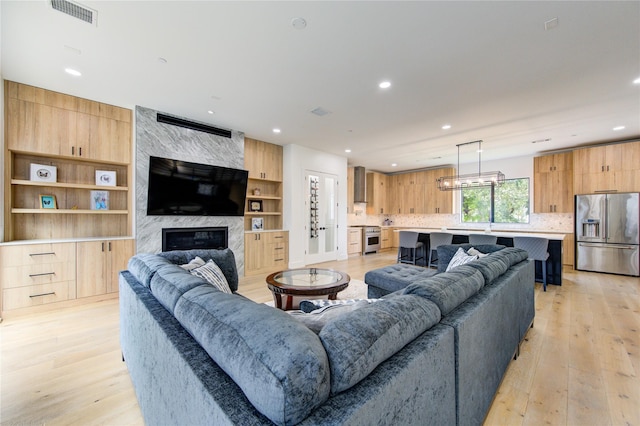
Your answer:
437,244 -> 505,273
158,248 -> 239,292
462,255 -> 510,284
174,285 -> 330,426
127,253 -> 174,288
403,265 -> 485,315
190,260 -> 232,294
446,247 -> 478,271
364,263 -> 437,295
487,247 -> 529,267
319,295 -> 441,395
149,264 -> 211,313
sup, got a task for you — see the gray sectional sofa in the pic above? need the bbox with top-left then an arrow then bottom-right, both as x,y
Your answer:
120,245 -> 534,426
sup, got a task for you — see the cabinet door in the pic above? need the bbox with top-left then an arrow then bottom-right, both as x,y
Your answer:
244,138 -> 283,181
76,241 -> 108,298
107,239 -> 135,293
6,99 -> 38,153
36,104 -> 77,157
244,233 -> 266,273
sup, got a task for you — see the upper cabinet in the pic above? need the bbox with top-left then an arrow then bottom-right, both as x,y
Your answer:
243,138 -> 283,231
366,172 -> 387,215
381,168 -> 452,215
533,152 -> 573,213
244,137 -> 283,181
573,141 -> 640,194
425,168 -> 454,214
5,81 -> 131,164
4,81 -> 133,241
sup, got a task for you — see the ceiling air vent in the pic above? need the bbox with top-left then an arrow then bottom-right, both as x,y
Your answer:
157,113 -> 232,139
51,0 -> 97,25
310,107 -> 331,117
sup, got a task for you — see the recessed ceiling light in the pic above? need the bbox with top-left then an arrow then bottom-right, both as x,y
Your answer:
391,163 -> 397,167
207,110 -> 214,115
65,68 -> 81,77
345,149 -> 351,153
292,17 -> 307,29
157,57 -> 167,64
273,128 -> 281,134
633,77 -> 640,84
613,126 -> 625,131
442,124 -> 451,130
379,81 -> 391,89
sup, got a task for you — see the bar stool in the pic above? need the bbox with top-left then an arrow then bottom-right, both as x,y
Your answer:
468,234 -> 498,245
397,231 -> 425,265
513,236 -> 550,291
428,232 -> 453,268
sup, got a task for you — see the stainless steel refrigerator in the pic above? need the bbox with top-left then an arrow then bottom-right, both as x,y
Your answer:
575,192 -> 639,276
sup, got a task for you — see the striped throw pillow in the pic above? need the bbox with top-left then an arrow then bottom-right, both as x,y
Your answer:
190,260 -> 232,294
446,247 -> 478,272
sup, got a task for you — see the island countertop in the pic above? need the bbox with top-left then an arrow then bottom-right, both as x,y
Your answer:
391,228 -> 565,241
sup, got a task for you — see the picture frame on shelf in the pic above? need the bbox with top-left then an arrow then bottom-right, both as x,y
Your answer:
95,170 -> 117,186
30,164 -> 57,183
252,217 -> 264,231
90,190 -> 109,210
39,194 -> 57,209
249,200 -> 263,212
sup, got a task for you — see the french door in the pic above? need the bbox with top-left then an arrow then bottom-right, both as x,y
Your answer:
305,171 -> 338,264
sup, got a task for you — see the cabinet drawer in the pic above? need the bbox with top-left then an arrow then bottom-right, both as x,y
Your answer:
0,243 -> 76,266
1,261 -> 76,289
3,281 -> 76,311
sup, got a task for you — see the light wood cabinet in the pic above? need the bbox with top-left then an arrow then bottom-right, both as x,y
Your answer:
347,228 -> 362,255
366,172 -> 387,215
425,168 -> 454,214
573,141 -> 640,194
76,239 -> 134,298
533,152 -> 573,213
563,233 -> 574,267
381,228 -> 393,250
243,138 -> 283,232
244,231 -> 289,276
386,168 -> 453,214
4,81 -> 133,242
347,167 -> 355,213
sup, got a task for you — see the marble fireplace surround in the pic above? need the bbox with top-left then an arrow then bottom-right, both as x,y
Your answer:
135,106 -> 245,274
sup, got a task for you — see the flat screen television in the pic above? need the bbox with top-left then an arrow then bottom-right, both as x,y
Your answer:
147,156 -> 248,216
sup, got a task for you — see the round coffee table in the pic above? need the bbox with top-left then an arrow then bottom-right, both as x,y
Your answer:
266,268 -> 351,310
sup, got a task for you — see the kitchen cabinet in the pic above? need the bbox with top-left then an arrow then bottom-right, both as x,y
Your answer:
366,172 -> 387,215
573,141 -> 640,194
347,228 -> 362,255
244,137 -> 283,181
386,168 -> 452,214
381,228 -> 393,250
347,167 -> 355,213
76,239 -> 134,298
244,231 -> 289,276
425,168 -> 454,214
533,152 -> 573,213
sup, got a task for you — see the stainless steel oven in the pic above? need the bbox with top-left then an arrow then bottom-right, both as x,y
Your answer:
362,226 -> 381,254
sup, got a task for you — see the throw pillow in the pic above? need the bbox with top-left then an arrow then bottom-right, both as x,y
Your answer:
179,256 -> 206,271
446,247 -> 478,272
190,260 -> 232,294
288,301 -> 370,334
467,247 -> 489,258
299,298 -> 380,313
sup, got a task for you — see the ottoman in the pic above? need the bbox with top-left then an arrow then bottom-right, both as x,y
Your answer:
364,264 -> 438,298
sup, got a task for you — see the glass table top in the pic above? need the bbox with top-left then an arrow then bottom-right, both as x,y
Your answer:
268,268 -> 348,289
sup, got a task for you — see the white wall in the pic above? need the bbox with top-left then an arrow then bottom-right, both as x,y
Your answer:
283,144 -> 348,268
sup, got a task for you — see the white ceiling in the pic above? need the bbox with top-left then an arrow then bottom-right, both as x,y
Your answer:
2,1 -> 639,173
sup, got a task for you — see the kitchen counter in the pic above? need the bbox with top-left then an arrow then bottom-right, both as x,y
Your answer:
395,228 -> 565,241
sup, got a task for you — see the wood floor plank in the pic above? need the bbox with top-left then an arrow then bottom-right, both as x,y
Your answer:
1,252 -> 638,426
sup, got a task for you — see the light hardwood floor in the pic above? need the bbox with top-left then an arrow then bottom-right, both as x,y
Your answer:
1,251 -> 638,425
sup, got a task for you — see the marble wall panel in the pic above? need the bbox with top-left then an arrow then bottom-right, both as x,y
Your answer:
135,106 -> 245,273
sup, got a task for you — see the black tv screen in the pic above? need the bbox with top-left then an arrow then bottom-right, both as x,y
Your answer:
147,156 -> 248,216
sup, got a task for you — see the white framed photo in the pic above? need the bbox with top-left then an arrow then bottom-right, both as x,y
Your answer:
251,217 -> 264,231
30,164 -> 57,183
90,190 -> 109,210
95,170 -> 116,186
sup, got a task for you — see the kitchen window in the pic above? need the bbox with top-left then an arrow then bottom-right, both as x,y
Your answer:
461,178 -> 530,224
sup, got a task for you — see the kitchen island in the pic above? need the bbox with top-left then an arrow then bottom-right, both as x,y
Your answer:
394,228 -> 565,285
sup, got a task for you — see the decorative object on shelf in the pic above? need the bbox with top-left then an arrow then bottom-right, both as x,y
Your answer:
96,170 -> 117,186
309,176 -> 319,238
39,194 -> 57,209
437,140 -> 505,191
30,164 -> 57,183
252,217 -> 264,231
250,200 -> 263,212
253,188 -> 261,196
90,190 -> 109,210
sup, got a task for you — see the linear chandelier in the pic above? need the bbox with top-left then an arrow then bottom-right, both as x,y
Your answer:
437,140 -> 505,191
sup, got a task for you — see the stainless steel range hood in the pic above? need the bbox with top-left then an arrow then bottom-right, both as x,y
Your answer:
354,166 -> 366,203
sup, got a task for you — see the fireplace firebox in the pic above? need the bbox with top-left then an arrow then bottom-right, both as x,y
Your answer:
162,227 -> 228,252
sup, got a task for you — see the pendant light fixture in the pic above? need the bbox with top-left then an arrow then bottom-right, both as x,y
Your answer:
437,140 -> 505,191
